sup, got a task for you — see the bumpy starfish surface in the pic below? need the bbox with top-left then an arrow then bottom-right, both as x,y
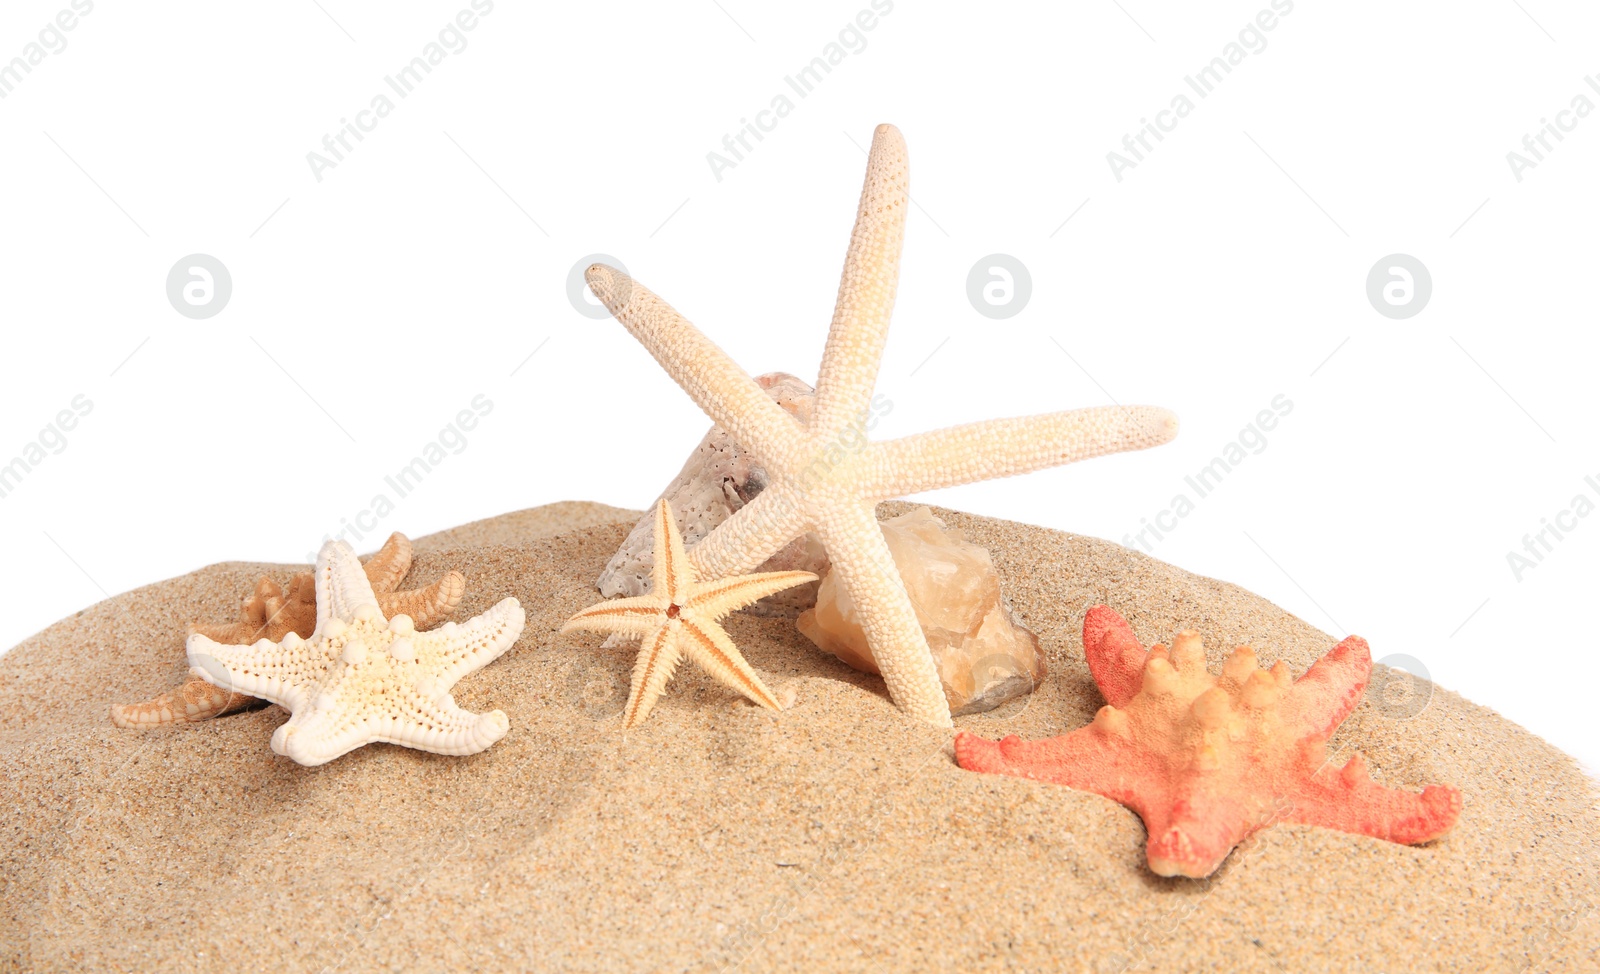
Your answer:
955,606 -> 1462,878
186,540 -> 524,766
112,533 -> 466,728
563,500 -> 816,728
585,124 -> 1178,727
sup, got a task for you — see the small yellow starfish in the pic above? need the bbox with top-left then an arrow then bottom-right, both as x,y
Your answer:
585,123 -> 1178,727
563,500 -> 816,728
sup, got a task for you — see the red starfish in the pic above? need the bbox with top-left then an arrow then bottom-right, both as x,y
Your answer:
954,606 -> 1461,877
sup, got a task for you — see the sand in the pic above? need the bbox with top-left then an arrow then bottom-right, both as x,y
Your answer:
1,501 -> 1596,973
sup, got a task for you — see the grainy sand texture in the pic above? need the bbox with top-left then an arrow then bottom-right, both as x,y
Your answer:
1,502 -> 1596,973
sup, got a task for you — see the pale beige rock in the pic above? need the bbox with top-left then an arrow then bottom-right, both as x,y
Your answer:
798,507 -> 1045,715
597,372 -> 827,613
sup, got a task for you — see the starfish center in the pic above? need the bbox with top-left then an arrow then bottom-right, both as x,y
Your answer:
666,603 -> 682,619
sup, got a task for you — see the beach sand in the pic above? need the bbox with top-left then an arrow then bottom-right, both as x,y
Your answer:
1,502 -> 1596,973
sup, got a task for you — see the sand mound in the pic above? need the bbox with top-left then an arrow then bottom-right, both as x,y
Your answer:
2,503 -> 1596,972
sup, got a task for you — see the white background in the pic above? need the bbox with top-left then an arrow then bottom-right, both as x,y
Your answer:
1,1 -> 1595,771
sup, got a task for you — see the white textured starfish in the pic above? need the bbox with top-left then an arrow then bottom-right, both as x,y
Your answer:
188,540 -> 526,766
586,123 -> 1177,728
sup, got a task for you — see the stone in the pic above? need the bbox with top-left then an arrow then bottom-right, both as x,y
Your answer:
797,506 -> 1046,715
596,372 -> 827,613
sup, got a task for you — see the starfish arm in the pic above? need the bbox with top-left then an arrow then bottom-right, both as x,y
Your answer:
377,571 -> 465,630
1142,778 -> 1265,879
191,618 -> 279,647
414,597 -> 526,693
1283,635 -> 1371,740
585,263 -> 805,464
675,616 -> 783,714
1288,755 -> 1462,845
186,632 -> 322,712
685,484 -> 810,579
814,503 -> 952,727
954,723 -> 1158,816
561,595 -> 665,640
650,499 -> 693,604
957,724 -> 1263,875
859,406 -> 1179,496
191,576 -> 314,646
275,692 -> 509,767
111,678 -> 257,728
687,571 -> 819,621
811,123 -> 909,436
313,541 -> 382,633
622,624 -> 684,728
1082,605 -> 1148,708
361,532 -> 413,594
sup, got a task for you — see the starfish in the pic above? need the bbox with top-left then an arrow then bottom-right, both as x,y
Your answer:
562,499 -> 816,728
112,532 -> 466,728
185,540 -> 525,766
954,606 -> 1462,878
585,123 -> 1178,727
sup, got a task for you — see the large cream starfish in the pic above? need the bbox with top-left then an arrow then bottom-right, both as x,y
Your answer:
187,540 -> 525,766
585,123 -> 1178,727
563,499 -> 816,727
